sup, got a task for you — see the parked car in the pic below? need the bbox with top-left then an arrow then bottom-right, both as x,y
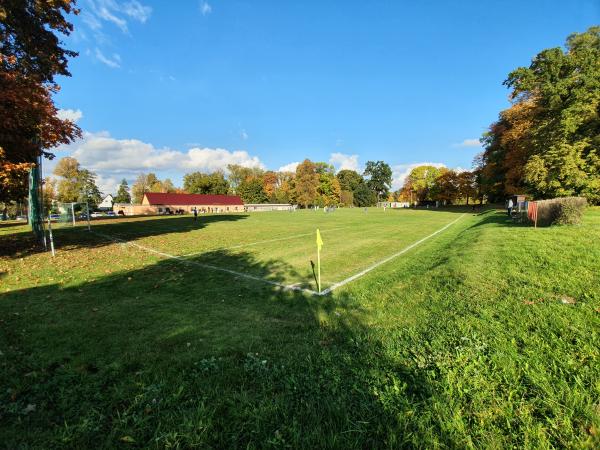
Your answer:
105,211 -> 116,217
15,215 -> 27,221
90,212 -> 105,218
49,214 -> 61,221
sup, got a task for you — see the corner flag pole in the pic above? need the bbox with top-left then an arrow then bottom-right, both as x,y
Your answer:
316,229 -> 323,293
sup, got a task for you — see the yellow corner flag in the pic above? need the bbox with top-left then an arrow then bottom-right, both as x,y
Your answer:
316,229 -> 323,292
316,229 -> 323,251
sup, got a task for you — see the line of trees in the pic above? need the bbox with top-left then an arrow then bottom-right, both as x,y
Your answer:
123,160 -> 394,208
476,26 -> 600,204
397,165 -> 478,205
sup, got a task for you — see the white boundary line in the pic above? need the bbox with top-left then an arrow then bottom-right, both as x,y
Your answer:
93,231 -> 320,295
93,213 -> 465,297
182,226 -> 352,256
318,214 -> 466,295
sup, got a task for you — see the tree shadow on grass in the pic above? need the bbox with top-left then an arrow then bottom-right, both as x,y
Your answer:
0,214 -> 249,259
0,243 -> 453,449
466,209 -> 533,230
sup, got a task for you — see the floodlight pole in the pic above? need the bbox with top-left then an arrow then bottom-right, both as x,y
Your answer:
71,203 -> 76,227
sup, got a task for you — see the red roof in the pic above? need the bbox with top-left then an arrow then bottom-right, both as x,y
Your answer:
144,192 -> 244,206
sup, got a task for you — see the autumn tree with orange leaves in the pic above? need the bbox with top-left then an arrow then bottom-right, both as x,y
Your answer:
0,0 -> 81,202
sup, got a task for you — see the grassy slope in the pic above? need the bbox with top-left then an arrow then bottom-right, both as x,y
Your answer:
0,209 -> 599,448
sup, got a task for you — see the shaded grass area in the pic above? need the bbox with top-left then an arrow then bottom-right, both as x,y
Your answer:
0,208 -> 599,448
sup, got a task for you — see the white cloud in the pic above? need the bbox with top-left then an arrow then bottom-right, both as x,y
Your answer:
81,1 -> 151,69
184,148 -> 264,172
82,11 -> 102,30
278,162 -> 300,173
96,4 -> 128,32
391,162 -> 447,190
200,1 -> 212,15
59,131 -> 264,180
240,129 -> 249,140
95,173 -> 121,195
329,152 -> 359,172
95,48 -> 121,68
454,138 -> 481,148
57,109 -> 84,123
85,0 -> 152,32
121,1 -> 152,23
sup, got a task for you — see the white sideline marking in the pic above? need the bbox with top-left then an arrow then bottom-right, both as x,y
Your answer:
317,214 -> 466,296
183,226 -> 352,256
93,231 -> 320,296
93,214 -> 464,297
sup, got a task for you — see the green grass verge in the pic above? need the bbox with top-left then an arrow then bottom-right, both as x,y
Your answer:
0,208 -> 599,448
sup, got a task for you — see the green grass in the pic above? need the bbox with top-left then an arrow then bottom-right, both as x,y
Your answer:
1,207 -> 599,448
86,208 -> 465,289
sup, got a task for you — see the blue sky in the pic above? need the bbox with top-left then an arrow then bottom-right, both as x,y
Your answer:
48,0 -> 599,194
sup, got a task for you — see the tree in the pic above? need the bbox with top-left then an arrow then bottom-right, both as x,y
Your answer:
77,169 -> 102,209
42,177 -> 56,213
151,178 -> 175,193
457,171 -> 477,205
294,159 -> 319,208
433,170 -> 460,204
336,169 -> 371,206
317,169 -> 341,206
315,162 -> 335,175
340,190 -> 354,207
479,26 -> 600,203
363,161 -> 392,200
262,171 -> 278,201
337,169 -> 364,192
227,164 -> 264,193
404,165 -> 445,202
238,178 -> 268,203
354,182 -> 377,207
54,156 -> 80,202
276,171 -> 296,204
0,1 -> 81,203
115,179 -> 131,203
0,0 -> 79,83
53,156 -> 102,208
183,171 -> 229,195
131,173 -> 159,203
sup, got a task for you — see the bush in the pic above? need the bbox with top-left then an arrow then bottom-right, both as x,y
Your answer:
552,197 -> 587,225
534,197 -> 587,226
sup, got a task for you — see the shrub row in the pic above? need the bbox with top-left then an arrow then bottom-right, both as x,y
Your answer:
534,197 -> 587,226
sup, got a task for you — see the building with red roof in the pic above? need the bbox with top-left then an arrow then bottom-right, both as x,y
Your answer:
113,192 -> 244,216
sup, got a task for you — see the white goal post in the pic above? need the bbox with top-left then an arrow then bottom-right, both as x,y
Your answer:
50,202 -> 91,230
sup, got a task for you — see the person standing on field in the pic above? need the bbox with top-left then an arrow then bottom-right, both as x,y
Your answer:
507,198 -> 514,217
193,207 -> 198,221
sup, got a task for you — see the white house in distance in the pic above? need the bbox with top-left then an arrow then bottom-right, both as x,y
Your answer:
98,194 -> 114,210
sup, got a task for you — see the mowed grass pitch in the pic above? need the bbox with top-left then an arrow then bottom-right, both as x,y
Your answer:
1,207 -> 599,448
85,207 -> 466,291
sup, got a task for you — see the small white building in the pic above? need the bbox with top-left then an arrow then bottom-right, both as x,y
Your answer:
244,203 -> 293,212
98,194 -> 114,210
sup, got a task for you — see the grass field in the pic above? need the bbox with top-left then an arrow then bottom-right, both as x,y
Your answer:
1,207 -> 599,448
